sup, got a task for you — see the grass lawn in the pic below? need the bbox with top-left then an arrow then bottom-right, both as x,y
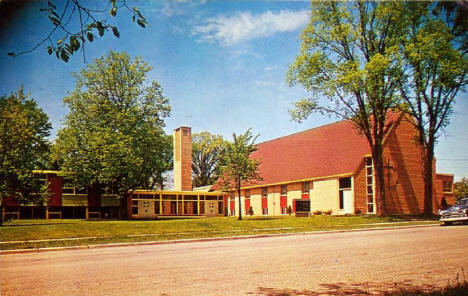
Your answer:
0,215 -> 437,250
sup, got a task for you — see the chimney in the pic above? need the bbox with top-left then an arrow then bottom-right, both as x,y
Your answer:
173,126 -> 192,191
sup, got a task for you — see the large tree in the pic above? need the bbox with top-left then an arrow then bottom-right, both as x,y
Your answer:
192,132 -> 226,188
219,129 -> 261,220
397,2 -> 468,214
287,1 -> 406,215
147,134 -> 173,190
454,177 -> 468,201
0,87 -> 51,225
52,51 -> 171,218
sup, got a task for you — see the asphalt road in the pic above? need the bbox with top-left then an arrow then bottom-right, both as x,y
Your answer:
1,225 -> 468,296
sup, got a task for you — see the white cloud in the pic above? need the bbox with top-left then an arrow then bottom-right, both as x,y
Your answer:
192,9 -> 309,46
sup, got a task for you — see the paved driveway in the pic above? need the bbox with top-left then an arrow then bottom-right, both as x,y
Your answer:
1,225 -> 467,295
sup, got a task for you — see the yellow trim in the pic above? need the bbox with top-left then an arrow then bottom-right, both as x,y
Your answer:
239,172 -> 354,190
32,170 -> 63,175
436,173 -> 454,177
131,189 -> 225,196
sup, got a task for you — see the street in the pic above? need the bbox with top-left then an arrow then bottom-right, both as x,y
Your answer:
1,225 -> 468,295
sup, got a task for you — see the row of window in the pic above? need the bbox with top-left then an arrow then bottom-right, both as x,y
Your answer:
131,200 -> 223,215
241,181 -> 314,199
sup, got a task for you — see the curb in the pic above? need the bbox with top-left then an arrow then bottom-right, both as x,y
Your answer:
0,223 -> 439,255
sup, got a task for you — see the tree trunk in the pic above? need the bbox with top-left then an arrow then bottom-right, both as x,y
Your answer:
237,180 -> 242,221
373,145 -> 387,216
0,203 -> 3,226
423,140 -> 435,215
119,192 -> 128,220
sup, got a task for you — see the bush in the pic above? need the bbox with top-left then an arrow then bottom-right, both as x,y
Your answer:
324,209 -> 333,215
287,205 -> 293,215
313,210 -> 323,215
248,206 -> 254,216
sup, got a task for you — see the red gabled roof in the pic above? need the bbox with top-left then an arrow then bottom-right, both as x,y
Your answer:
246,120 -> 371,187
211,112 -> 402,190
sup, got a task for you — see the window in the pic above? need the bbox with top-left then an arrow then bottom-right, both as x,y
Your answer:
262,187 -> 268,197
296,199 -> 310,212
131,201 -> 138,215
302,182 -> 310,194
443,181 -> 453,193
154,201 -> 160,214
281,207 -> 287,215
366,157 -> 375,213
339,191 -> 344,210
218,201 -> 224,214
339,177 -> 352,189
281,185 -> 287,196
245,189 -> 250,199
262,208 -> 268,215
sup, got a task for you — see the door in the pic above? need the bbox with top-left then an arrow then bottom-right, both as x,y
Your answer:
342,189 -> 353,214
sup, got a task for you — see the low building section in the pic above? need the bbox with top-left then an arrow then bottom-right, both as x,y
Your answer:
2,170 -> 120,220
127,190 -> 225,218
3,172 -> 227,220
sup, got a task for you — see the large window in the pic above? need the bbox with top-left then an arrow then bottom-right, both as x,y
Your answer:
302,182 -> 310,194
366,157 -> 375,213
295,199 -> 310,212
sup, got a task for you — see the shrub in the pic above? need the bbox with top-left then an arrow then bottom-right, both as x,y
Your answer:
248,206 -> 254,216
287,205 -> 293,215
324,209 -> 333,215
313,210 -> 323,215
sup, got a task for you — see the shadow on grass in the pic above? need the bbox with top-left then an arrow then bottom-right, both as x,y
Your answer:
254,279 -> 468,296
3,222 -> 76,227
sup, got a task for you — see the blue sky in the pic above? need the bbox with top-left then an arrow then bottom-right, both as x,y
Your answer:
1,0 -> 467,180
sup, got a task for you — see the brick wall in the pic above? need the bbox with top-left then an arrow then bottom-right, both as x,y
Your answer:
382,117 -> 425,214
354,159 -> 368,214
173,127 -> 192,191
435,174 -> 455,209
47,174 -> 63,207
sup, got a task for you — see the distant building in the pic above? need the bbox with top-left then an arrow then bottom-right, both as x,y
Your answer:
222,113 -> 454,216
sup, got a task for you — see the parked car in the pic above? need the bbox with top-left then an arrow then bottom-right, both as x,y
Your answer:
439,197 -> 468,226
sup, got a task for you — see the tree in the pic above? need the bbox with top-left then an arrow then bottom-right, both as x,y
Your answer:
192,132 -> 226,188
454,177 -> 468,201
219,129 -> 261,220
147,134 -> 173,190
287,1 -> 406,215
4,0 -> 147,62
0,87 -> 51,225
52,51 -> 171,218
397,2 -> 468,214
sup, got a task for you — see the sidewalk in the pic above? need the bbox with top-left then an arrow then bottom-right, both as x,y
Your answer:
0,221 -> 439,255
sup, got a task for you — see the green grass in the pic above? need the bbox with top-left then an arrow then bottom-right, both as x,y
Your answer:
386,280 -> 468,296
0,215 -> 437,250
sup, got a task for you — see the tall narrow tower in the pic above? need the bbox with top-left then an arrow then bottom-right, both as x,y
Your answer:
173,126 -> 192,191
